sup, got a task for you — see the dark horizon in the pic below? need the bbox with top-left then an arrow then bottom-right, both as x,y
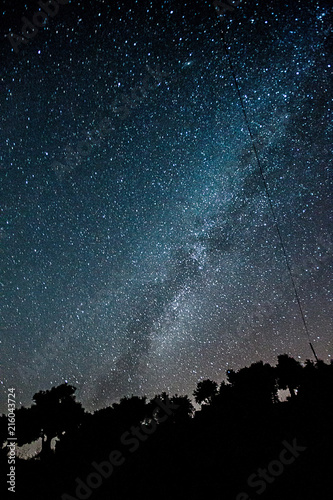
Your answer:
1,354 -> 333,499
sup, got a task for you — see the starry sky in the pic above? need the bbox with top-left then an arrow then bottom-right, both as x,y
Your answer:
0,0 -> 332,414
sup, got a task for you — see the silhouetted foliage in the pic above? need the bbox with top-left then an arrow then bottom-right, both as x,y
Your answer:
169,394 -> 195,422
112,395 -> 147,427
26,383 -> 84,457
226,360 -> 278,407
14,406 -> 41,446
193,379 -> 218,404
276,353 -> 303,399
5,356 -> 333,500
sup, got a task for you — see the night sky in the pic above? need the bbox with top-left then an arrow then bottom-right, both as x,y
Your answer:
1,0 -> 332,414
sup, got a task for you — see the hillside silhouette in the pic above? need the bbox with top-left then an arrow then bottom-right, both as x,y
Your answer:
1,354 -> 332,499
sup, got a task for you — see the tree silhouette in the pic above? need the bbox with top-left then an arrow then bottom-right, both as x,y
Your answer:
169,394 -> 194,423
5,354 -> 333,500
148,391 -> 172,423
298,358 -> 333,407
193,379 -> 218,405
112,395 -> 147,427
226,361 -> 278,407
14,406 -> 41,447
31,383 -> 84,457
276,354 -> 303,399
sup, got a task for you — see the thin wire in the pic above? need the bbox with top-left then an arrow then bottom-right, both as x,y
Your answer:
219,28 -> 319,362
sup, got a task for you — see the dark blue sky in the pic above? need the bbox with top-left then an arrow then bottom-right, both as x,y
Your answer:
0,0 -> 332,413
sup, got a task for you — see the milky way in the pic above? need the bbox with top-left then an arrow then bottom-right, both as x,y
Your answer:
1,0 -> 332,413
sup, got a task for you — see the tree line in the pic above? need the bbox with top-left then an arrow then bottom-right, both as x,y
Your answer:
1,353 -> 332,499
